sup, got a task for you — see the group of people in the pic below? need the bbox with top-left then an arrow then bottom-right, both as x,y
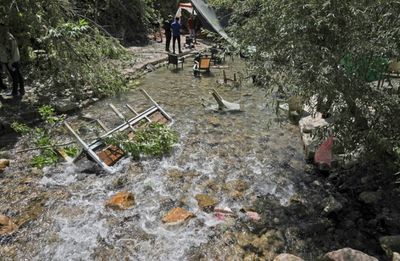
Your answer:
0,23 -> 24,97
162,15 -> 197,54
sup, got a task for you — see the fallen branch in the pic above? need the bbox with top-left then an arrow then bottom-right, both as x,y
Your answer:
15,141 -> 76,154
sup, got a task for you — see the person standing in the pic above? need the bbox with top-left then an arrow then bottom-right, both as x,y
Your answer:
171,17 -> 182,54
0,23 -> 24,97
162,15 -> 173,52
188,15 -> 196,44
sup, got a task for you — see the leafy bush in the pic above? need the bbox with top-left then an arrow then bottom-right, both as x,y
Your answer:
211,0 -> 400,177
105,123 -> 178,160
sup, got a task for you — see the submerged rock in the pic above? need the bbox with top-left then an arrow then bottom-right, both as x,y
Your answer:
195,194 -> 218,211
162,207 -> 195,225
380,235 -> 400,259
323,248 -> 378,261
322,196 -> 343,215
274,253 -> 304,261
0,214 -> 17,235
359,191 -> 381,205
105,192 -> 135,210
0,159 -> 10,173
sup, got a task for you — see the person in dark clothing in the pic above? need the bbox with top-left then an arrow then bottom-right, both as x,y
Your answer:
162,15 -> 173,52
171,17 -> 182,54
0,23 -> 24,97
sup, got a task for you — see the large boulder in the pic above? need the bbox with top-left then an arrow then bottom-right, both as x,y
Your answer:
380,235 -> 400,258
105,192 -> 135,210
0,214 -> 17,235
0,159 -> 10,173
324,248 -> 378,261
274,254 -> 304,261
162,207 -> 195,225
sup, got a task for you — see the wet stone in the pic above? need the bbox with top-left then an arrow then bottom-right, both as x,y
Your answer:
162,207 -> 195,225
195,194 -> 218,211
0,159 -> 10,173
0,214 -> 18,235
274,254 -> 304,261
324,248 -> 378,261
167,169 -> 184,181
105,192 -> 135,210
380,235 -> 400,258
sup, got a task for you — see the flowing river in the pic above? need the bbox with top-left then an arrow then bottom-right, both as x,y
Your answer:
2,57 -> 311,260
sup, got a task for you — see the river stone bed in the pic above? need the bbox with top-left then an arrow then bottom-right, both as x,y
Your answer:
0,58 -> 394,260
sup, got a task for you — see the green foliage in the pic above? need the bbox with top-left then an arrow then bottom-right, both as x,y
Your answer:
11,122 -> 31,135
105,123 -> 178,160
31,150 -> 59,168
214,0 -> 400,175
63,145 -> 79,158
38,105 -> 60,124
12,105 -> 68,168
1,1 -> 130,104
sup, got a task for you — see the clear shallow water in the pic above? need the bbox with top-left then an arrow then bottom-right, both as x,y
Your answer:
12,58 -> 305,260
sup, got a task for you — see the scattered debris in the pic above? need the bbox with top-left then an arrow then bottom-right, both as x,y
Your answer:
210,89 -> 242,112
105,192 -> 135,210
162,207 -> 195,225
314,136 -> 334,171
65,89 -> 173,173
214,207 -> 235,221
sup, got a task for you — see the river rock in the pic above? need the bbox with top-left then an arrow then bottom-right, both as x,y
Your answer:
322,196 -> 343,215
225,180 -> 249,192
0,214 -> 18,235
274,254 -> 304,261
195,194 -> 218,211
359,191 -> 381,205
323,248 -> 378,261
380,235 -> 400,258
162,207 -> 195,224
105,192 -> 135,210
207,116 -> 221,127
393,252 -> 400,261
0,159 -> 10,173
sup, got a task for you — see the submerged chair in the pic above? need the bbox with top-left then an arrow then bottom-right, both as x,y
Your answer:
193,55 -> 211,76
167,53 -> 185,69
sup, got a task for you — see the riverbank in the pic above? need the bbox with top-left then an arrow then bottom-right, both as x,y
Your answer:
0,36 -> 210,147
1,37 -> 399,260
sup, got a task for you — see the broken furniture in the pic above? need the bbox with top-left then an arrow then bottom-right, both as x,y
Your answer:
210,46 -> 225,65
64,89 -> 173,173
167,53 -> 185,69
201,89 -> 242,112
193,54 -> 211,76
184,36 -> 195,49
